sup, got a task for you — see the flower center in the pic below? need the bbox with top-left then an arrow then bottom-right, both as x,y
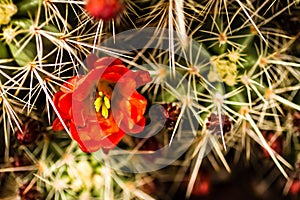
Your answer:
94,91 -> 111,119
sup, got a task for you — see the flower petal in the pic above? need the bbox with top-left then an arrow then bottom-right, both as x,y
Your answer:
53,91 -> 73,119
116,77 -> 137,97
60,76 -> 77,93
104,64 -> 129,76
70,121 -> 124,152
101,72 -> 122,83
52,118 -> 65,131
53,91 -> 64,108
73,67 -> 105,101
129,92 -> 148,123
94,57 -> 123,68
128,116 -> 146,134
99,130 -> 125,149
86,53 -> 98,71
132,70 -> 152,87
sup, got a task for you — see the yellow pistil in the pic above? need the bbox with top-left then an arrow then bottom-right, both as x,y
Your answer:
94,92 -> 111,119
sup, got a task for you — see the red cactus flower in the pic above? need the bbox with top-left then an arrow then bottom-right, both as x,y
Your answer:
52,55 -> 151,152
85,0 -> 124,21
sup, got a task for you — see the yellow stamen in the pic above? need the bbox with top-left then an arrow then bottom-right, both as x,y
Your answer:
94,97 -> 102,112
104,96 -> 110,109
94,91 -> 110,119
101,106 -> 109,119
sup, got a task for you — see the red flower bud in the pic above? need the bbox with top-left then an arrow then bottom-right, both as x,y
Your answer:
15,118 -> 42,145
162,103 -> 181,130
182,173 -> 211,196
19,182 -> 41,200
261,131 -> 282,158
85,0 -> 124,21
289,179 -> 300,195
293,111 -> 300,136
206,113 -> 231,135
